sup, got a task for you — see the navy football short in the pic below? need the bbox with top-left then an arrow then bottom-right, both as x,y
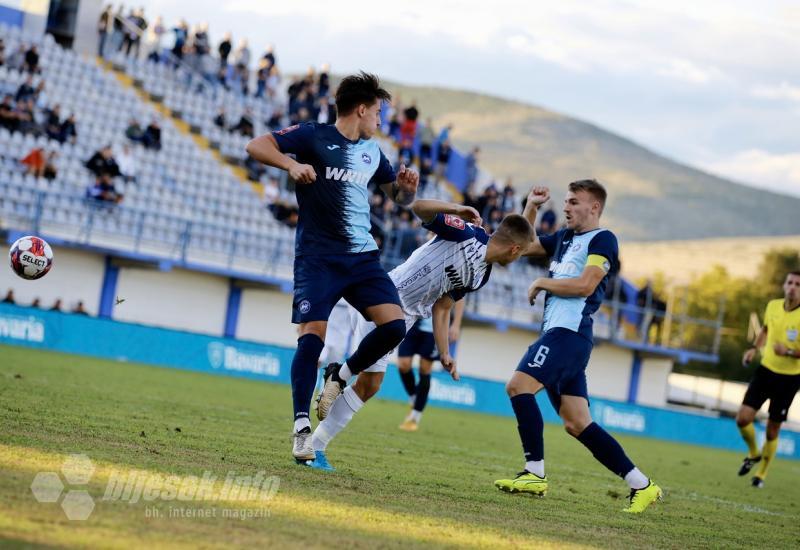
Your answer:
398,324 -> 438,361
516,327 -> 593,412
292,250 -> 401,324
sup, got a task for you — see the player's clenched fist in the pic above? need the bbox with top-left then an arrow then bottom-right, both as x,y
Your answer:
397,164 -> 419,195
288,160 -> 317,184
527,186 -> 550,207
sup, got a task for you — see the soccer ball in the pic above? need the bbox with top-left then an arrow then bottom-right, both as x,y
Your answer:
8,236 -> 53,280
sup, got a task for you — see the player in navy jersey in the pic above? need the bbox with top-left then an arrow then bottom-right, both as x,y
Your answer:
304,191 -> 548,471
246,72 -> 419,462
494,179 -> 662,514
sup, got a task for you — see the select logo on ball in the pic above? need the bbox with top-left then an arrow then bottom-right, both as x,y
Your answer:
8,235 -> 54,280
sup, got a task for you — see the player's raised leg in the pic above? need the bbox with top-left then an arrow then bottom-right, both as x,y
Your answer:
558,394 -> 661,513
317,259 -> 408,420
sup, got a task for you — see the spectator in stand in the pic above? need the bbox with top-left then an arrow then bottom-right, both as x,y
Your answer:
0,95 -> 17,132
86,145 -> 121,178
263,178 -> 281,212
438,122 -> 453,143
59,114 -> 77,144
245,154 -> 265,182
318,63 -> 330,97
146,16 -> 165,62
233,39 -> 250,80
266,106 -> 283,130
263,44 -> 277,72
2,289 -> 14,304
192,22 -> 210,69
125,118 -> 144,142
0,38 -> 6,67
266,65 -> 281,99
116,143 -> 137,184
97,5 -> 113,56
218,32 -> 232,68
435,138 -> 452,182
121,9 -> 137,55
44,104 -> 62,141
72,301 -> 89,315
143,120 -> 162,150
538,201 -> 557,234
418,118 -> 435,160
15,98 -> 36,135
466,146 -> 480,187
20,147 -> 56,180
231,108 -> 254,137
172,20 -> 189,64
255,58 -> 270,98
637,281 -> 667,344
87,172 -> 124,204
501,179 -> 516,213
132,9 -> 149,57
315,96 -> 333,124
6,41 -> 26,71
50,298 -> 62,311
15,76 -> 35,103
419,157 -> 433,193
31,297 -> 41,309
213,108 -> 226,129
23,44 -> 39,73
108,6 -> 125,54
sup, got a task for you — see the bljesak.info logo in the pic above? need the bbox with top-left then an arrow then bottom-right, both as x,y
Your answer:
30,454 -> 280,520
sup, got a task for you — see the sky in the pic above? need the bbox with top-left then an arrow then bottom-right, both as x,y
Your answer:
141,0 -> 800,196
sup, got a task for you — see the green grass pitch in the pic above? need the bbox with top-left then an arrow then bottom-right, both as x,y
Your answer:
0,344 -> 798,548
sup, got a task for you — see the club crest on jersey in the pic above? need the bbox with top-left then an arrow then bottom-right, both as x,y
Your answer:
361,153 -> 372,164
787,328 -> 798,342
444,215 -> 465,229
276,124 -> 299,135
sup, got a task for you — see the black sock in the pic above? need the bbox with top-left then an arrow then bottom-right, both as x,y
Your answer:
399,369 -> 417,397
510,394 -> 544,462
576,422 -> 635,478
291,334 -> 324,422
347,319 -> 406,374
413,373 -> 431,412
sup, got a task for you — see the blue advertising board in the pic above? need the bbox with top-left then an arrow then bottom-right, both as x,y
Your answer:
1,303 -> 796,459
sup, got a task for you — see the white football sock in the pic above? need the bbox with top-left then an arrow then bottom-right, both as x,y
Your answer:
525,460 -> 545,478
624,467 -> 649,490
409,410 -> 422,422
294,417 -> 311,433
338,362 -> 353,382
311,386 -> 364,451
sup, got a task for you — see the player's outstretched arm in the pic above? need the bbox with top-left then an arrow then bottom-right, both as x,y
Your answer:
432,295 -> 459,381
528,265 -> 607,304
379,164 -> 419,206
245,134 -> 316,183
521,186 -> 550,257
742,325 -> 767,366
411,199 -> 481,225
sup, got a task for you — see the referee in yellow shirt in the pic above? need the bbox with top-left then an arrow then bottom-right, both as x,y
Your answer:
736,271 -> 800,488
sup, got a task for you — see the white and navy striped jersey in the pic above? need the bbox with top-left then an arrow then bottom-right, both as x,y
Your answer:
389,213 -> 492,320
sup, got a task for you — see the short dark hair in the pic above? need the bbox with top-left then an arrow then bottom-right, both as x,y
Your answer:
493,214 -> 534,245
335,71 -> 391,116
569,179 -> 607,212
787,271 -> 800,279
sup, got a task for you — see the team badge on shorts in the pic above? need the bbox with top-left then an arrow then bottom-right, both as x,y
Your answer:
362,153 -> 372,164
299,300 -> 311,314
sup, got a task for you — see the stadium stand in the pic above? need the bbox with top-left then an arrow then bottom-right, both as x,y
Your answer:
0,20 -> 721,360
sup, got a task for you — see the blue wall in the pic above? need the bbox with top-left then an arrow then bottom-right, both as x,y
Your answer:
0,4 -> 24,28
0,302 -> 796,459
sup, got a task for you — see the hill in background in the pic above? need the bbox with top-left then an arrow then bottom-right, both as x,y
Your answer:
385,81 -> 800,242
